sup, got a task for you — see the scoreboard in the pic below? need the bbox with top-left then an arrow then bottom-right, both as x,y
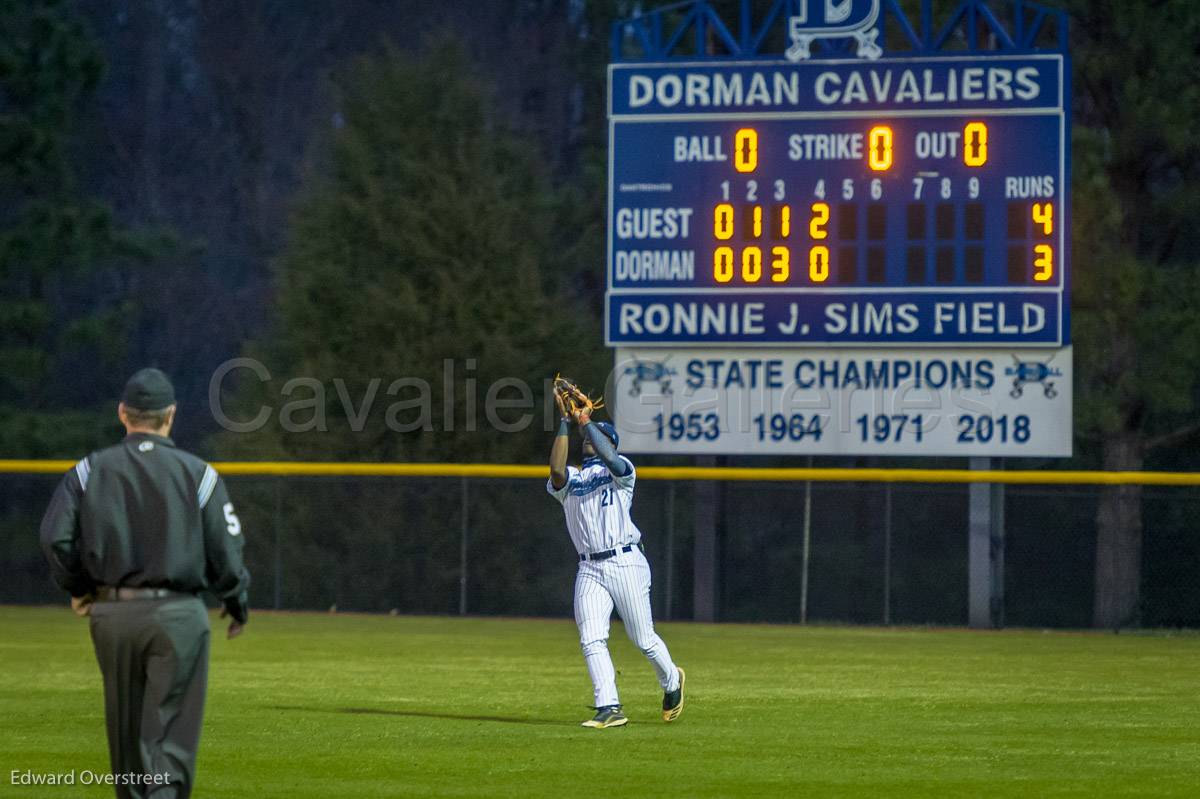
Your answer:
606,51 -> 1072,456
606,57 -> 1068,347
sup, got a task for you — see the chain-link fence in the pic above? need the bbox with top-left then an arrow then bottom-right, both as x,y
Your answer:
3,470 -> 1197,627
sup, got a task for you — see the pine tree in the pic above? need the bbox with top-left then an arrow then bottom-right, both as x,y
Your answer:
226,41 -> 602,464
0,0 -> 161,456
1067,0 -> 1200,626
214,42 -> 604,612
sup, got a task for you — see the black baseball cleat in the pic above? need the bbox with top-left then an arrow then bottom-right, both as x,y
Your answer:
662,666 -> 686,722
581,705 -> 628,729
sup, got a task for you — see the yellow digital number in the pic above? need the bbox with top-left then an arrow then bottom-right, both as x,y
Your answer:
868,126 -> 893,171
1032,202 -> 1053,236
1033,244 -> 1053,281
714,203 -> 734,240
964,121 -> 988,166
771,246 -> 790,282
809,245 -> 830,283
809,202 -> 829,240
751,205 -> 763,238
742,246 -> 762,283
714,246 -> 734,283
734,128 -> 758,173
777,205 -> 791,238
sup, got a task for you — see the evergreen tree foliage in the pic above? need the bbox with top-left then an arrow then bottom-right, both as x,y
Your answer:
220,42 -> 603,465
1066,0 -> 1200,626
0,0 -> 163,455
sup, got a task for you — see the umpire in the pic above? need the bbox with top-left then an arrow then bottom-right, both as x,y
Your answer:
39,368 -> 250,799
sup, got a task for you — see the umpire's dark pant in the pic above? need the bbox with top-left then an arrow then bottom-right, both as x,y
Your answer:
89,595 -> 210,799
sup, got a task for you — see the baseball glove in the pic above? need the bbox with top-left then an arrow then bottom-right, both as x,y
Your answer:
553,373 -> 603,422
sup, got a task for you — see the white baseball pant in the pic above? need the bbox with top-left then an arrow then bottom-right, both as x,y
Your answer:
574,547 -> 680,708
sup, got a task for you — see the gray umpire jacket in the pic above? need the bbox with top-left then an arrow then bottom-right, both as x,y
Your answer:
40,432 -> 250,621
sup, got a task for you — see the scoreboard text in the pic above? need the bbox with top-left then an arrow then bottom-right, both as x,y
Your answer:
606,56 -> 1068,347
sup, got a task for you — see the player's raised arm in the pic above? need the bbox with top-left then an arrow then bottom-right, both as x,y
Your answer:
549,391 -> 571,490
582,421 -> 630,477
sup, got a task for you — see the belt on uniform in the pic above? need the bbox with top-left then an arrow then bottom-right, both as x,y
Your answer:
579,543 -> 642,562
96,586 -> 192,601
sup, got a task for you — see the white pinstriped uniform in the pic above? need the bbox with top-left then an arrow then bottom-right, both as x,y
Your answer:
548,455 -> 680,708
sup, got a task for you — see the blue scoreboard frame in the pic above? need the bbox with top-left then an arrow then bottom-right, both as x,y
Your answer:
606,54 -> 1069,347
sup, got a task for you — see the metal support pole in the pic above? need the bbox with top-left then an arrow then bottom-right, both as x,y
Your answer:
800,456 -> 813,625
459,476 -> 469,616
968,457 -> 989,627
664,481 -> 676,621
693,457 -> 718,622
968,457 -> 1005,628
991,473 -> 1006,628
883,481 -> 893,625
272,477 -> 283,610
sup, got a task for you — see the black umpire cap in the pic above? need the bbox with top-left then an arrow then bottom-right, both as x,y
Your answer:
121,368 -> 176,411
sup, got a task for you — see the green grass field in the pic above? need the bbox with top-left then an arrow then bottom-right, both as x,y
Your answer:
1,607 -> 1198,797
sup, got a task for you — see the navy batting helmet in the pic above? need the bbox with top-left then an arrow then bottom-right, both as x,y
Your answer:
591,421 -> 619,449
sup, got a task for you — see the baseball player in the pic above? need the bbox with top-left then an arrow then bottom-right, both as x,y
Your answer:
548,383 -> 684,729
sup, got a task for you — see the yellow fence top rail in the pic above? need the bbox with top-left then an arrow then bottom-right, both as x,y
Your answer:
1,459 -> 1198,486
